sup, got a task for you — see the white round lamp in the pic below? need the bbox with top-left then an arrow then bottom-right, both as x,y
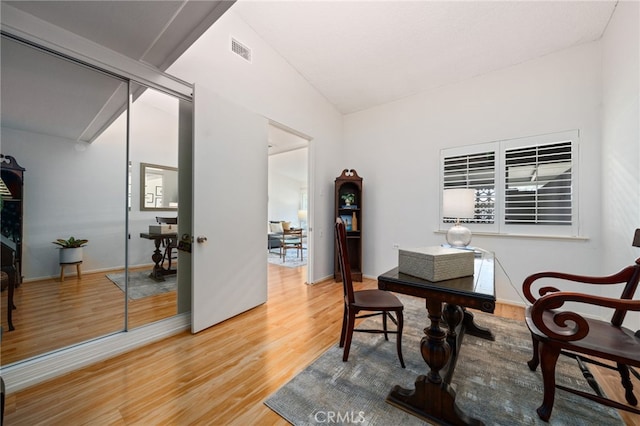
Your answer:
442,188 -> 476,248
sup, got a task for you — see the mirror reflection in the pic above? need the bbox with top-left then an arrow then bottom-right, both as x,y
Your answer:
140,163 -> 178,210
1,37 -> 182,368
1,35 -> 128,365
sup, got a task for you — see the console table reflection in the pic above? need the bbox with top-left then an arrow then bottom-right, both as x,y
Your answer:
377,250 -> 495,425
139,232 -> 178,281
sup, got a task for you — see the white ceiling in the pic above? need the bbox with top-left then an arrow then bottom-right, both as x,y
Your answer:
231,0 -> 617,114
268,124 -> 309,182
1,1 -> 618,143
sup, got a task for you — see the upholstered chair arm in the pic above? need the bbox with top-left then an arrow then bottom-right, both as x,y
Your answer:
529,292 -> 640,341
522,266 -> 638,304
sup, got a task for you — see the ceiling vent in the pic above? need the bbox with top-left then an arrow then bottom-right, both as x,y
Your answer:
231,38 -> 251,63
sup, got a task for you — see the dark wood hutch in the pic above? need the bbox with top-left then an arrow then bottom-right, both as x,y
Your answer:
1,154 -> 25,284
334,169 -> 363,282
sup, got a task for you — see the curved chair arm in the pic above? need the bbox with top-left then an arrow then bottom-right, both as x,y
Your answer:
529,292 -> 640,341
522,266 -> 638,304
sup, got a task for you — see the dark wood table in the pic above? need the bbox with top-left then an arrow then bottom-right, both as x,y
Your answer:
377,250 -> 495,425
140,232 -> 178,281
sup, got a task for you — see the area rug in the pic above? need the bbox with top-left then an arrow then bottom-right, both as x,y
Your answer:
264,295 -> 623,425
106,270 -> 176,300
268,246 -> 307,268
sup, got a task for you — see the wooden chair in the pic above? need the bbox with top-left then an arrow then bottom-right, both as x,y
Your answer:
281,228 -> 304,262
155,217 -> 178,270
523,228 -> 640,421
335,218 -> 405,368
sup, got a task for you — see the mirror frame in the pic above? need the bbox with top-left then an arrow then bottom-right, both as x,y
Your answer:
140,162 -> 178,211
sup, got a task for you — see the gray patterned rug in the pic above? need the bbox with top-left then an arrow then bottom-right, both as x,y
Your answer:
106,270 -> 176,300
265,294 -> 623,425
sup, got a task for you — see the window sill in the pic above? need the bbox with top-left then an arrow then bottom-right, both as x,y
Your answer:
434,230 -> 589,242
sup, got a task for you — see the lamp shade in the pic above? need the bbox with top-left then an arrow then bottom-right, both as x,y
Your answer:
442,188 -> 475,219
297,209 -> 307,221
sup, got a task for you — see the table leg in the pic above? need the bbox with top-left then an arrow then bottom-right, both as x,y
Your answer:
386,299 -> 483,425
463,309 -> 495,341
443,303 -> 464,380
149,238 -> 166,281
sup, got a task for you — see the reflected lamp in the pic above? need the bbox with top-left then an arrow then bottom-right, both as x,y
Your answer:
297,209 -> 307,228
442,188 -> 475,247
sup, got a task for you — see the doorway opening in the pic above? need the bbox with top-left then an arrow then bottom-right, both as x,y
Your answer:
267,123 -> 312,283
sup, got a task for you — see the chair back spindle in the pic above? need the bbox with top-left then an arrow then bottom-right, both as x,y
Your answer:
336,218 -> 355,304
610,229 -> 640,326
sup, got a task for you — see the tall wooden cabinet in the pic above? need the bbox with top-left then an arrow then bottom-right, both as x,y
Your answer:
334,169 -> 363,282
1,154 -> 25,284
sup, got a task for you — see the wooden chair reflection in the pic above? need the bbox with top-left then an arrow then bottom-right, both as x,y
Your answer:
523,228 -> 640,421
335,217 -> 405,368
155,217 -> 178,271
1,242 -> 17,331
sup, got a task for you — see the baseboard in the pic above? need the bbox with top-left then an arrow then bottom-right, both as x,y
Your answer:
23,263 -> 156,283
1,312 -> 190,393
306,274 -> 334,285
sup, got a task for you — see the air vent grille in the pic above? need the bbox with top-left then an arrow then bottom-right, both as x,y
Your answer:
231,38 -> 251,62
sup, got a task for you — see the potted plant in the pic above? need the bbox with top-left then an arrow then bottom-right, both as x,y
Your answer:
53,236 -> 88,263
341,193 -> 356,206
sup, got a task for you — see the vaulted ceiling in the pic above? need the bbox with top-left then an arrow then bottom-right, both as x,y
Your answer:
1,0 -> 618,143
231,0 -> 617,114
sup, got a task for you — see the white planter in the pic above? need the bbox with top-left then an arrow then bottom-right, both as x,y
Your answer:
59,247 -> 83,264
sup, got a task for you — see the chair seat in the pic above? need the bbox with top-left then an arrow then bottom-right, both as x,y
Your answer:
525,306 -> 640,365
352,289 -> 404,311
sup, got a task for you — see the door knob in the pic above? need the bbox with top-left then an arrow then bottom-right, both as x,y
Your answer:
196,236 -> 208,243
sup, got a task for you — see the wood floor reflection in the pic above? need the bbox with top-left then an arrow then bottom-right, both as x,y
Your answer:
0,267 -> 176,365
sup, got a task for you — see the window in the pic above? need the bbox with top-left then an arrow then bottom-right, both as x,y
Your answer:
504,141 -> 572,225
440,130 -> 579,236
443,151 -> 496,224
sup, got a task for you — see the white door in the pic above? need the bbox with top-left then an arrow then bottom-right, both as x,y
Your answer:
191,83 -> 268,333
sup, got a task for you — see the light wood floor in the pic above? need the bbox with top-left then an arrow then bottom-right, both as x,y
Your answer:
3,264 -> 639,425
1,266 -> 177,365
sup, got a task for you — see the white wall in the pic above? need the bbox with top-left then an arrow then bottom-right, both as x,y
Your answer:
167,9 -> 343,282
2,125 -> 127,280
268,148 -> 307,225
601,1 -> 640,329
344,41 -> 605,309
602,1 -> 640,266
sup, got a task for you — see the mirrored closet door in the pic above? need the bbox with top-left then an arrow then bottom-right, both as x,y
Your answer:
0,36 -> 183,367
126,82 -> 180,329
0,34 -> 129,365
